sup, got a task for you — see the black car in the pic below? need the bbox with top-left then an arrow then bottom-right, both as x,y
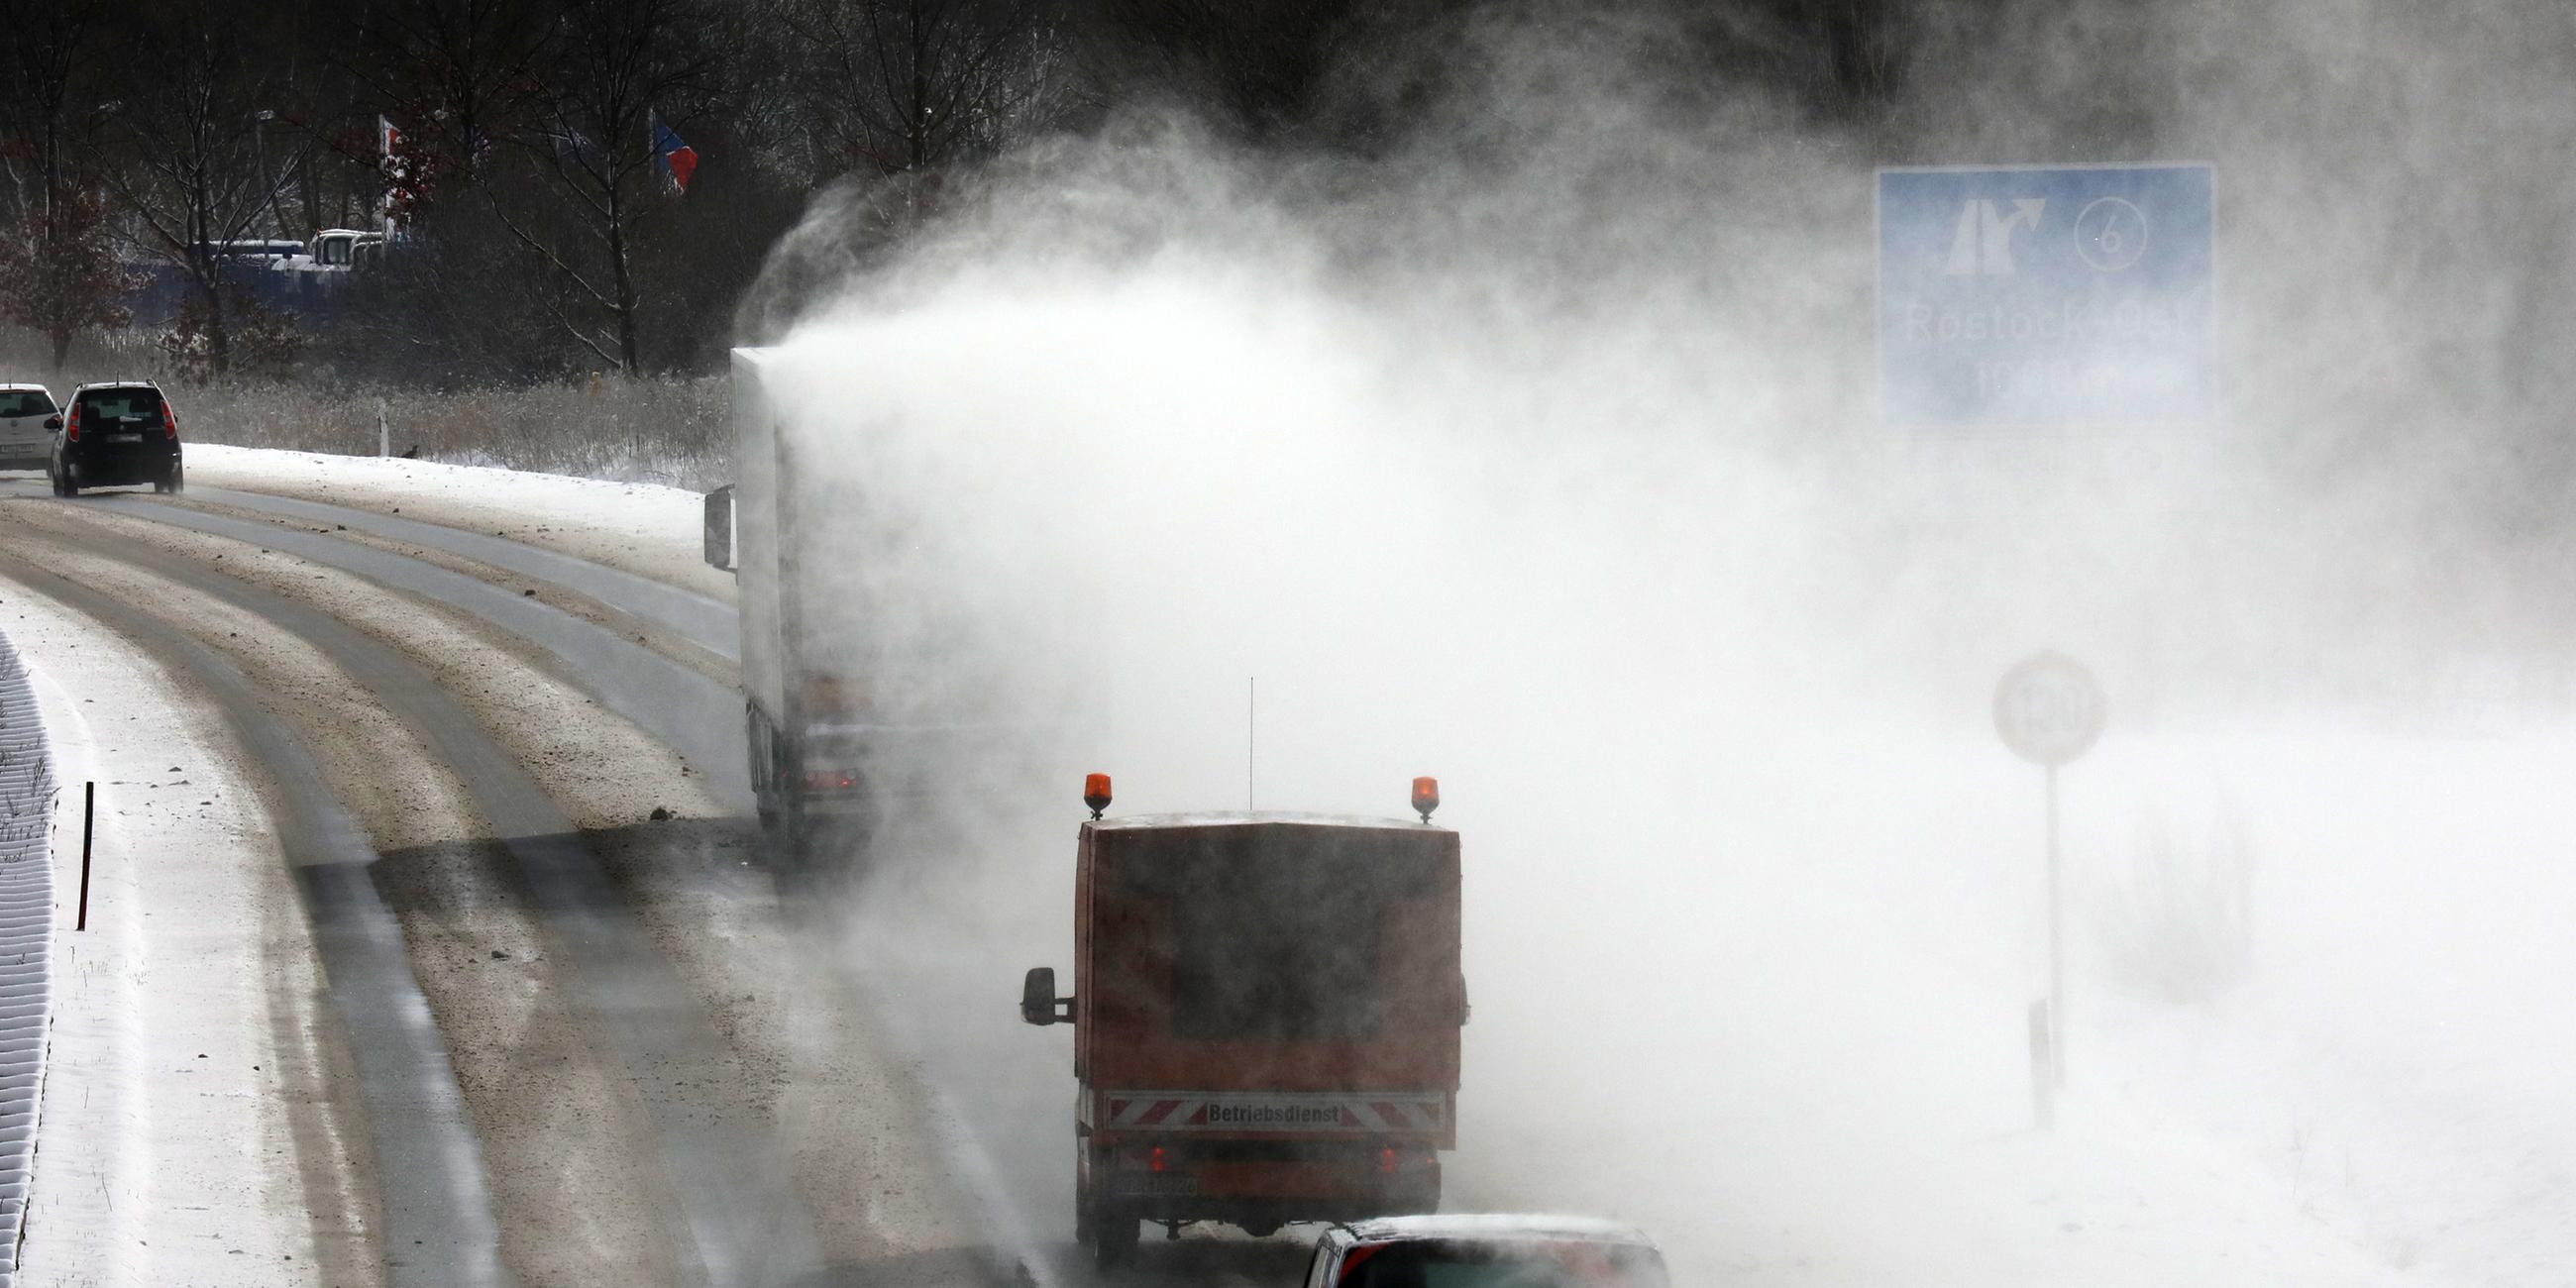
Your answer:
51,381 -> 183,495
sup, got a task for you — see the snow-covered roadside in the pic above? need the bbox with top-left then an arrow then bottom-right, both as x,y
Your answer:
183,444 -> 732,602
2075,728 -> 2576,1288
0,627 -> 55,1287
1,578 -> 343,1287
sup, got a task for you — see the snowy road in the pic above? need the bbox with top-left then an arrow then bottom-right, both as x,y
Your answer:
0,556 -> 512,1287
144,477 -> 1324,1287
0,480 -> 962,1285
0,450 -> 2490,1288
0,471 -> 1299,1288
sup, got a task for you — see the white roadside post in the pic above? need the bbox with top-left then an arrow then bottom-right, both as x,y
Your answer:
376,396 -> 389,458
1993,650 -> 2106,1127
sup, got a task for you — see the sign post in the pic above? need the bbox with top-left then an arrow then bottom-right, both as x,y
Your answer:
1878,164 -> 2214,428
1993,650 -> 2106,1119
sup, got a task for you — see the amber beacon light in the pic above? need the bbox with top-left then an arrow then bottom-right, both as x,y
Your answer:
1411,777 -> 1440,823
1084,773 -> 1114,820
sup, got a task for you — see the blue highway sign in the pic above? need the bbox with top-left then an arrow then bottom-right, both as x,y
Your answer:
1878,164 -> 2214,426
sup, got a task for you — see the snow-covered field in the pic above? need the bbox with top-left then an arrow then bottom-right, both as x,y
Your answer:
2084,730 -> 2576,1288
1446,722 -> 2573,1288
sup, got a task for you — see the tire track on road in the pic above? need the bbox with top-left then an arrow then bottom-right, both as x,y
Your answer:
16,518 -> 831,1287
35,482 -> 1282,1288
0,551 -> 510,1288
0,484 -> 747,805
184,486 -> 739,660
103,483 -> 1306,1286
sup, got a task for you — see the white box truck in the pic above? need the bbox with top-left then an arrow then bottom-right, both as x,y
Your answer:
702,347 -> 1056,888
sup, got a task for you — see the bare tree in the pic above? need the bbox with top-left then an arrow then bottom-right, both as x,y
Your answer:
0,180 -> 130,368
0,0 -> 110,221
490,0 -> 723,373
778,0 -> 1074,176
351,0 -> 555,191
98,0 -> 316,376
0,0 -> 127,369
1081,0 -> 1381,139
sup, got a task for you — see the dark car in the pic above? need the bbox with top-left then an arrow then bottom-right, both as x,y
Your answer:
51,381 -> 183,495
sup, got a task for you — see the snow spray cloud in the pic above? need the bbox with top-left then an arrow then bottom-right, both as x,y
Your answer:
746,3 -> 2576,1281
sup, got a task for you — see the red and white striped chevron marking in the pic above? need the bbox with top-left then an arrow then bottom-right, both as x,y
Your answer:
1104,1093 -> 1446,1132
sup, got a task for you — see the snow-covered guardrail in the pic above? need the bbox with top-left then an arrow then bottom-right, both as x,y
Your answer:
0,632 -> 54,1283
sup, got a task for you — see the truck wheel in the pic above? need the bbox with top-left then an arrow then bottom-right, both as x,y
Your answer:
770,817 -> 852,907
1094,1207 -> 1136,1270
1074,1147 -> 1096,1244
770,842 -> 822,904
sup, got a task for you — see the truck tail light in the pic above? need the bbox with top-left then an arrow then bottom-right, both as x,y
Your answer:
1379,1146 -> 1398,1174
1149,1146 -> 1167,1174
802,769 -> 857,791
161,397 -> 178,440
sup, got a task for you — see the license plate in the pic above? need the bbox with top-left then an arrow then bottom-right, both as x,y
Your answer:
108,433 -> 142,444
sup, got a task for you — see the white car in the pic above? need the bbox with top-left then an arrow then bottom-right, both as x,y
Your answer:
0,385 -> 57,471
1302,1215 -> 1671,1288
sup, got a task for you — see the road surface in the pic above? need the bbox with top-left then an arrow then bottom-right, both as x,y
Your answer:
0,475 -> 1310,1288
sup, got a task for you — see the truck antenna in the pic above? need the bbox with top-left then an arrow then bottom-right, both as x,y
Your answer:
1247,676 -> 1256,812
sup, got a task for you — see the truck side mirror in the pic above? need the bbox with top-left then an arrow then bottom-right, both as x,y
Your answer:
1021,966 -> 1073,1025
702,483 -> 736,572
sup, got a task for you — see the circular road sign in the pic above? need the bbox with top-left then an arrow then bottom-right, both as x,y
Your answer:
1993,651 -> 2107,767
2073,197 -> 2149,272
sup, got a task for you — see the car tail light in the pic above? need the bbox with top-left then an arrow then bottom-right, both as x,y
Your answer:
1339,1245 -> 1388,1279
801,769 -> 857,792
161,397 -> 177,440
1149,1146 -> 1167,1174
63,403 -> 79,441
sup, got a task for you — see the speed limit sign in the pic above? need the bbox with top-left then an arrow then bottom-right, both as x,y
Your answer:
1995,648 -> 2106,1120
1993,651 -> 2106,767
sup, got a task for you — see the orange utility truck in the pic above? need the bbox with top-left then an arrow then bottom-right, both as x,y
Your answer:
1021,775 -> 1465,1268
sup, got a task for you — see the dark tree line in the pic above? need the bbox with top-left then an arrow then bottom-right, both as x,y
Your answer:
0,0 -> 1937,385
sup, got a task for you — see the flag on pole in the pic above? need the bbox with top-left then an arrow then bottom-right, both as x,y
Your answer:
379,114 -> 405,232
650,114 -> 698,193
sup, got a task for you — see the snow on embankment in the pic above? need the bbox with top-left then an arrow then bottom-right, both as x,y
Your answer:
1,584 -> 334,1287
0,631 -> 54,1285
183,443 -> 732,601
